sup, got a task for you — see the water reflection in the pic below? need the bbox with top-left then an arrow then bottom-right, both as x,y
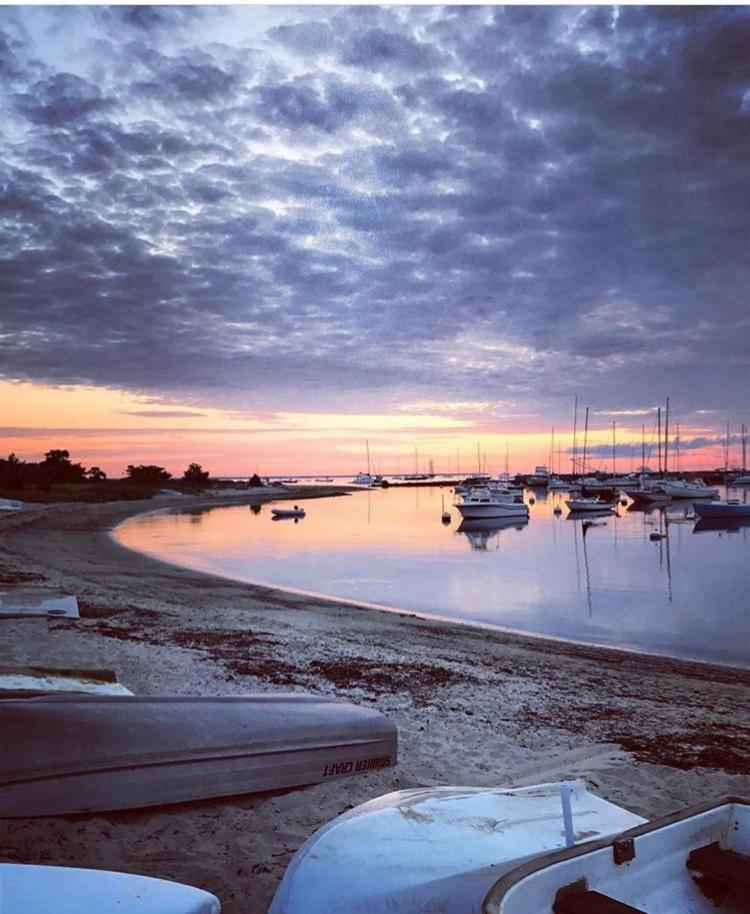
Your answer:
115,485 -> 750,668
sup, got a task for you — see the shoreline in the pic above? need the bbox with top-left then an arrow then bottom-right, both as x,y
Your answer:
1,493 -> 749,913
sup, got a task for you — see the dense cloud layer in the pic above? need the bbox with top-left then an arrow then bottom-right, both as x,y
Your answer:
1,6 -> 748,426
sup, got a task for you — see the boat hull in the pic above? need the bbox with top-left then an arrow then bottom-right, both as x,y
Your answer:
456,504 -> 529,519
0,694 -> 396,817
0,864 -> 219,914
270,780 -> 644,914
693,500 -> 750,518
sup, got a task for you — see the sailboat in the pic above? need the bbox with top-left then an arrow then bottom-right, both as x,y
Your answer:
352,440 -> 377,486
734,422 -> 750,485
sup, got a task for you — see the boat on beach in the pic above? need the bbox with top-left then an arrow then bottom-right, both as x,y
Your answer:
0,693 -> 396,817
0,863 -> 220,914
270,780 -> 645,914
483,795 -> 749,914
456,487 -> 529,519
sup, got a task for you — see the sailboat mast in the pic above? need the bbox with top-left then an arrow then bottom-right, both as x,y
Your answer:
612,421 -> 616,476
664,397 -> 669,475
657,407 -> 662,475
505,442 -> 509,475
726,420 -> 730,469
477,442 -> 481,476
366,439 -> 371,476
582,407 -> 589,474
414,445 -> 418,475
572,395 -> 578,475
641,424 -> 645,474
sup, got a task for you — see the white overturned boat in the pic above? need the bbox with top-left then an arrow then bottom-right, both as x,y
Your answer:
484,795 -> 749,914
456,487 -> 529,519
271,505 -> 306,518
693,499 -> 750,518
0,863 -> 219,914
565,497 -> 616,513
270,780 -> 645,914
0,693 -> 396,817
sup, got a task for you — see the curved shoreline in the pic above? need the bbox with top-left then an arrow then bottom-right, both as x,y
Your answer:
2,492 -> 749,914
113,496 -> 749,676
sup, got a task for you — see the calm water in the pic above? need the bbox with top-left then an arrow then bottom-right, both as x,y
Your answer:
115,485 -> 750,669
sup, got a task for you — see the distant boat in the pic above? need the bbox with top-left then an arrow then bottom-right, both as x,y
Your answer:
661,478 -> 719,499
547,476 -> 567,489
352,472 -> 377,486
565,497 -> 616,513
526,465 -> 550,487
271,506 -> 306,519
1,863 -> 220,914
484,796 -> 749,914
269,780 -> 645,914
0,694 -> 396,817
693,499 -> 750,518
456,487 -> 529,519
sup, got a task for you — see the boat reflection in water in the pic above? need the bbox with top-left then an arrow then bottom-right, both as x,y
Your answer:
456,517 -> 529,551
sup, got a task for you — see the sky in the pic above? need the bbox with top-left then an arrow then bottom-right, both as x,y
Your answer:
1,5 -> 748,476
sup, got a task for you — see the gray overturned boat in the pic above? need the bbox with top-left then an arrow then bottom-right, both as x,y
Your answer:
0,693 -> 396,817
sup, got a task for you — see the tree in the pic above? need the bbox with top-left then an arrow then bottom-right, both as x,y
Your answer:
126,464 -> 172,486
0,453 -> 26,489
40,449 -> 86,484
182,463 -> 210,487
86,466 -> 107,483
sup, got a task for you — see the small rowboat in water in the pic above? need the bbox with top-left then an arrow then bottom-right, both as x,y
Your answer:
269,780 -> 644,914
0,864 -> 219,914
565,497 -> 616,513
271,505 -> 306,518
0,693 -> 396,817
483,795 -> 749,914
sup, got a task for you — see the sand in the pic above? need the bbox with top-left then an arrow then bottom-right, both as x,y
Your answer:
1,491 -> 748,912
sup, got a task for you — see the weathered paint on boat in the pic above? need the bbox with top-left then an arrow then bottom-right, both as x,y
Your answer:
269,780 -> 645,914
0,693 -> 396,817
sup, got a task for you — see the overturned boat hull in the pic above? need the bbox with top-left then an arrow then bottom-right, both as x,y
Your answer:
269,780 -> 645,914
0,864 -> 219,914
0,693 -> 396,817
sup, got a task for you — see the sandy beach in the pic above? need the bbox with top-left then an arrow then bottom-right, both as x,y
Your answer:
1,492 -> 749,913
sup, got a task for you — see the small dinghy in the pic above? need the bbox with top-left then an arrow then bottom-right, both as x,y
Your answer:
0,863 -> 219,914
0,693 -> 396,817
269,780 -> 644,914
483,795 -> 749,914
271,505 -> 306,518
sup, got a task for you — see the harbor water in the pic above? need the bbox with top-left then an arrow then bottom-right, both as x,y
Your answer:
115,485 -> 750,669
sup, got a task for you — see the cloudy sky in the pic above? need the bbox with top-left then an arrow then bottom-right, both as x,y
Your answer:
1,5 -> 748,474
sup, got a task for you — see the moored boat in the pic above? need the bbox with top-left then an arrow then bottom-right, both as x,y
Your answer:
456,487 -> 529,519
693,499 -> 750,518
527,465 -> 550,487
0,863 -> 220,914
0,693 -> 396,817
271,505 -> 306,518
483,796 -> 750,914
661,478 -> 719,499
565,497 -> 616,513
269,780 -> 645,914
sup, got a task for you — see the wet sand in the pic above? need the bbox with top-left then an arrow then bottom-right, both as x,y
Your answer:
1,492 -> 749,912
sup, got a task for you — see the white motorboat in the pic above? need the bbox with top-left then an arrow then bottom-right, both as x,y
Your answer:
352,472 -> 377,486
548,476 -> 568,490
269,780 -> 645,914
693,499 -> 750,518
0,693 -> 396,817
527,465 -> 550,487
271,505 -> 306,518
732,474 -> 750,485
660,478 -> 719,499
0,863 -> 219,914
456,487 -> 529,519
0,498 -> 23,511
483,796 -> 749,914
565,497 -> 616,513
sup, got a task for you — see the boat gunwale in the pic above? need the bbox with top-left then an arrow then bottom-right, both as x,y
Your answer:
481,795 -> 750,914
